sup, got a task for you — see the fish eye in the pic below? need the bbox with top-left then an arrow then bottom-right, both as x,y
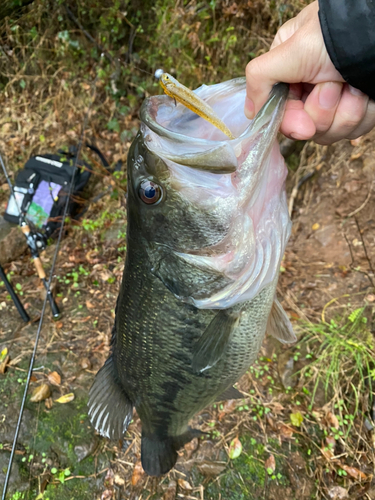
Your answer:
139,180 -> 163,205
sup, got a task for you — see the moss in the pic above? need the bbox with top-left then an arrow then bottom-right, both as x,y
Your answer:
200,435 -> 294,500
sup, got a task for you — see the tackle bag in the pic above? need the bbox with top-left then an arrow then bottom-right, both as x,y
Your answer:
3,144 -> 109,238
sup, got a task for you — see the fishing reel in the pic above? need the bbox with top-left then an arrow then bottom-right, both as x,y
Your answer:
20,220 -> 48,255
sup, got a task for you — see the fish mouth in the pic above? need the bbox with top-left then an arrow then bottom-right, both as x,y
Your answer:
140,80 -> 288,174
139,80 -> 291,309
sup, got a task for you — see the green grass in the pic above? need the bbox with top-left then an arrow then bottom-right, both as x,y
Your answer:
299,306 -> 373,425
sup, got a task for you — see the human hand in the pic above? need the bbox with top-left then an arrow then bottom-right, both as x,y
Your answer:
244,1 -> 375,144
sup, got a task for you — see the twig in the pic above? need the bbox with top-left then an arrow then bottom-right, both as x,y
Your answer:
347,180 -> 374,218
288,142 -> 309,217
354,217 -> 375,287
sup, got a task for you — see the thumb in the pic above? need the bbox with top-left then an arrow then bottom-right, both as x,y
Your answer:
245,35 -> 311,119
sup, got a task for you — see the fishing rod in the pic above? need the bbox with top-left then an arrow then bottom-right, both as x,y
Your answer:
0,55 -> 103,500
0,263 -> 30,322
0,152 -> 60,318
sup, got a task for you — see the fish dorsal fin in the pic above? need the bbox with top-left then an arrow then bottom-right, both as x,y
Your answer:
191,310 -> 240,373
216,385 -> 243,401
88,355 -> 133,440
267,298 -> 297,344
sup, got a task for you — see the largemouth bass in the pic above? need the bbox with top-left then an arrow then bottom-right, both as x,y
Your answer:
88,78 -> 296,476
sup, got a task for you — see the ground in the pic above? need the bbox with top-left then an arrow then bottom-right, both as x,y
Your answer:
1,124 -> 374,500
1,1 -> 375,499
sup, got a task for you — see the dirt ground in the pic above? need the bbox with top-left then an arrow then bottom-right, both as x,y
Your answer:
1,118 -> 375,500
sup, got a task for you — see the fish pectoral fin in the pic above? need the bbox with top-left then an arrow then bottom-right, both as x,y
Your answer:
267,298 -> 297,344
215,385 -> 244,401
141,427 -> 203,476
88,355 -> 133,441
191,310 -> 240,373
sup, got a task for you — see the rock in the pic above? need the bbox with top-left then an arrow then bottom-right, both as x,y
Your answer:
74,438 -> 98,462
0,218 -> 27,265
0,452 -> 29,494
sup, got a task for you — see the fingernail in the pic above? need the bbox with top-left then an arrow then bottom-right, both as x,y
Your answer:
244,96 -> 255,119
349,85 -> 365,97
318,82 -> 342,109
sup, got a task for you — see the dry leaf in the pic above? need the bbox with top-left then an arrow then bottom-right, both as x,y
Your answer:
321,446 -> 334,460
56,321 -> 63,329
114,474 -> 125,486
278,423 -> 294,440
30,384 -> 51,402
86,300 -> 95,309
178,479 -> 192,490
328,486 -> 348,499
54,393 -> 75,404
101,490 -> 113,500
131,461 -> 145,486
197,461 -> 226,477
0,355 -> 10,374
228,437 -> 242,459
184,437 -> 198,459
326,412 -> 339,430
163,480 -> 177,500
265,454 -> 276,474
80,357 -> 92,370
47,371 -> 61,386
341,465 -> 367,481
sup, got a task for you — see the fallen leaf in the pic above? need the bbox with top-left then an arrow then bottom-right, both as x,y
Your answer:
178,479 -> 192,490
197,461 -> 226,477
114,474 -> 125,486
321,446 -> 334,460
265,454 -> 276,474
56,321 -> 63,329
101,490 -> 113,500
80,357 -> 92,370
228,437 -> 242,459
341,465 -> 367,481
277,423 -> 294,440
47,371 -> 61,386
131,461 -> 145,486
0,355 -> 10,374
30,384 -> 51,402
328,486 -> 348,499
184,437 -> 198,459
86,300 -> 95,309
326,412 -> 339,430
290,411 -> 304,427
54,393 -> 75,404
0,347 -> 8,362
163,480 -> 177,500
325,436 -> 336,450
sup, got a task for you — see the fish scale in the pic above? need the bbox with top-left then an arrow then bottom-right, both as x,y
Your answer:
88,79 -> 296,476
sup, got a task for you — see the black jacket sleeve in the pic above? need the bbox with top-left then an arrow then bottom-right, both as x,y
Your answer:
318,0 -> 375,100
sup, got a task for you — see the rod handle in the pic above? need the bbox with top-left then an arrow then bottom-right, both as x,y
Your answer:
33,257 -> 46,280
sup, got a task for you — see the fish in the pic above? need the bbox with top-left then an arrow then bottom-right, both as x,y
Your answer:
88,77 -> 296,477
160,73 -> 236,140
